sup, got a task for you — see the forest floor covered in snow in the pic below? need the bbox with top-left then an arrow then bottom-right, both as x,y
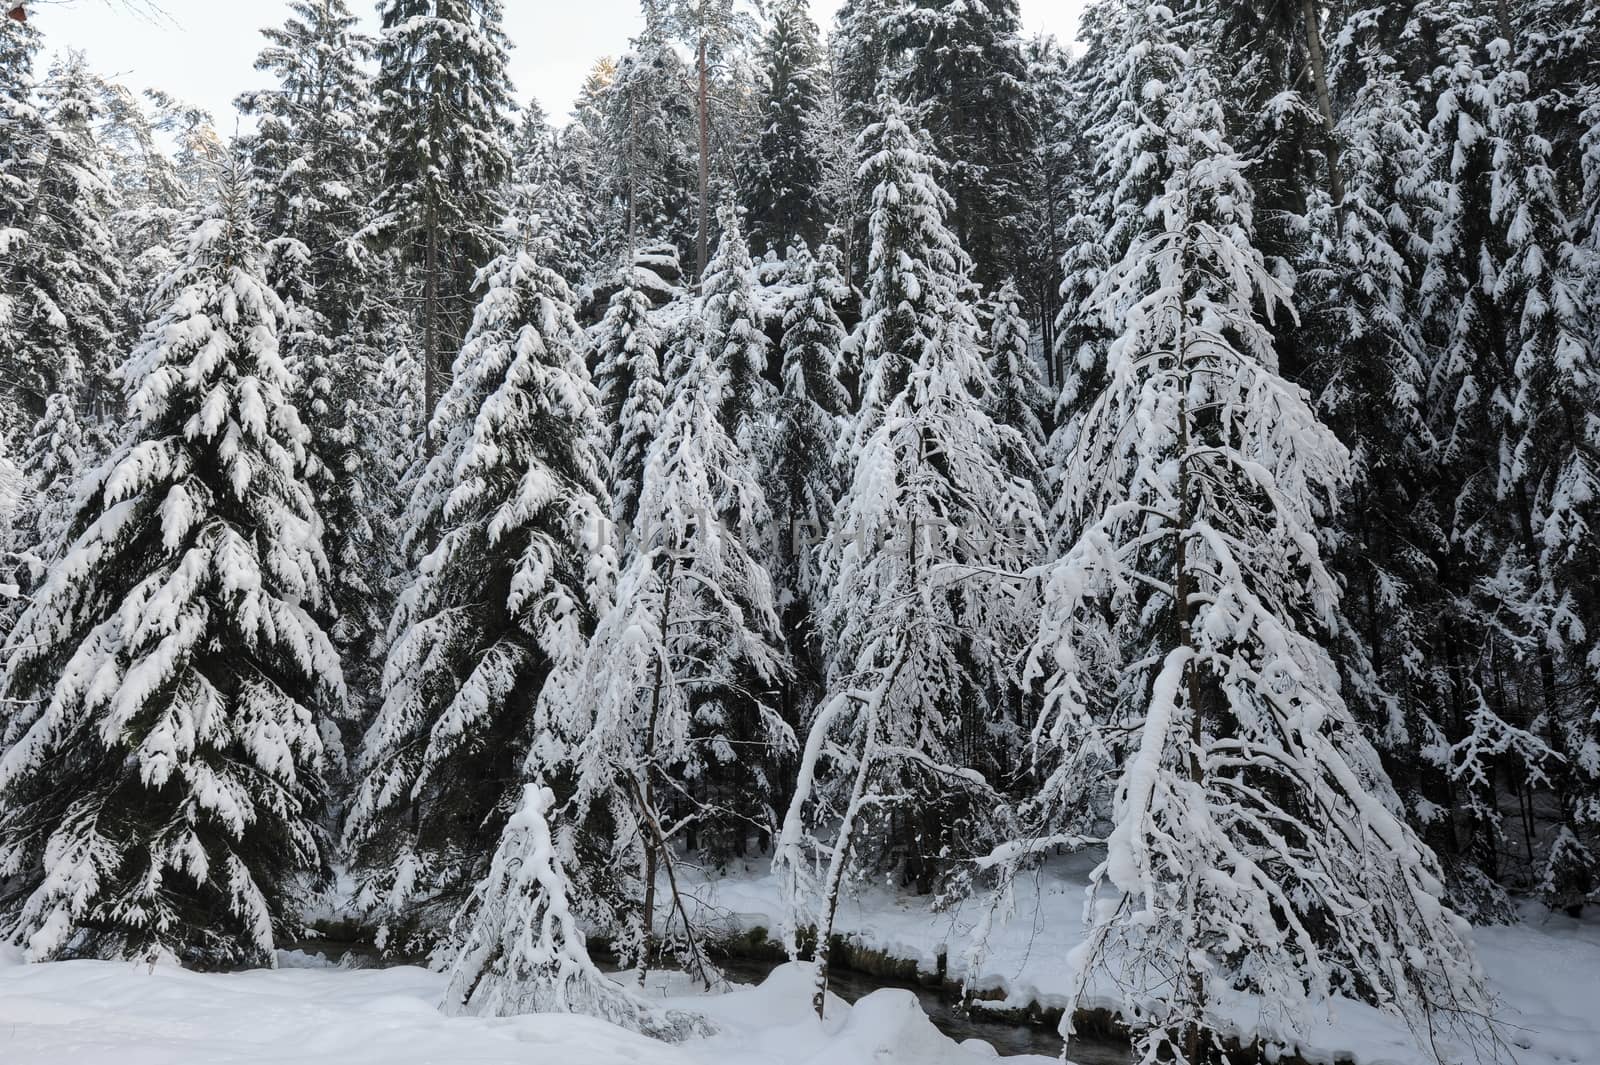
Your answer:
1,854 -> 1596,1065
0,949 -> 1041,1065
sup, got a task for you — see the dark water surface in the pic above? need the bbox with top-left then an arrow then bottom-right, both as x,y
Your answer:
717,955 -> 1131,1064
288,939 -> 1130,1063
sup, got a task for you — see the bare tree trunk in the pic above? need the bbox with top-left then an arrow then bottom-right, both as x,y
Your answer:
1299,0 -> 1345,236
423,199 -> 439,452
813,709 -> 877,1019
811,644 -> 913,1019
635,551 -> 678,984
695,3 -> 711,283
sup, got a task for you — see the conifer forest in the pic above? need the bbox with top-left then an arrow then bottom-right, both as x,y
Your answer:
0,2 -> 1598,1064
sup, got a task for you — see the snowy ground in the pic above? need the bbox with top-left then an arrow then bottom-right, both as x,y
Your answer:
1,856 -> 1595,1065
0,949 -> 1045,1065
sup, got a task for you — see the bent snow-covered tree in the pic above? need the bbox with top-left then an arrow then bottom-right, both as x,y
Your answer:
534,335 -> 789,986
344,232 -> 614,948
0,173 -> 344,966
442,783 -> 705,1040
776,100 -> 1046,1018
1015,29 -> 1492,1065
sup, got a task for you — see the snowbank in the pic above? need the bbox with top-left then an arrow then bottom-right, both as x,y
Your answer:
2,862 -> 1593,1065
0,948 -> 1047,1065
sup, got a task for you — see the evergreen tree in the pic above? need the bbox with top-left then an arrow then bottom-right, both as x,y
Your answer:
771,243 -> 849,610
1012,27 -> 1490,1061
592,258 -> 667,535
1417,25 -> 1592,906
536,333 -> 789,979
0,16 -> 42,435
509,100 -> 593,286
371,0 -> 516,440
698,207 -> 773,445
883,0 -> 1034,289
15,390 -> 86,576
603,17 -> 698,264
94,80 -> 190,329
1017,34 -> 1073,377
768,243 -> 850,743
344,232 -> 613,947
3,55 -> 126,427
742,0 -> 828,255
239,0 -> 385,734
1297,44 -> 1457,875
829,0 -> 899,132
777,101 -> 1045,1017
0,171 -> 344,966
441,784 -> 704,1039
1483,46 -> 1600,909
981,279 -> 1048,483
237,0 -> 376,338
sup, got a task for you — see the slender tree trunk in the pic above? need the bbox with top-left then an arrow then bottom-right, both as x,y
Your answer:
635,551 -> 679,984
627,103 -> 640,257
695,7 -> 711,282
811,642 -> 913,1019
813,703 -> 878,1019
1172,228 -> 1208,1065
423,200 -> 440,451
1299,0 -> 1345,234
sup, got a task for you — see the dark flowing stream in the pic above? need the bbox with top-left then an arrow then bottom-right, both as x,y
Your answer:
715,955 -> 1129,1063
289,939 -> 1130,1063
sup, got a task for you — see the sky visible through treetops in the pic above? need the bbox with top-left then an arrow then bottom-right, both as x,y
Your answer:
28,0 -> 1081,128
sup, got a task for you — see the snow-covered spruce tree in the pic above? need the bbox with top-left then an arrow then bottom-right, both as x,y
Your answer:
602,15 -> 697,263
829,0 -> 898,133
1043,0 -> 1175,500
509,100 -> 594,287
95,81 -> 190,332
237,0 -> 376,338
775,100 -> 1045,1018
1482,47 -> 1600,911
0,168 -> 344,967
1012,36 -> 1492,1064
742,0 -> 828,255
343,228 -> 614,950
4,55 -> 127,428
884,0 -> 1034,290
441,784 -> 705,1039
981,278 -> 1049,485
592,258 -> 667,535
699,206 -> 773,444
684,205 -> 796,858
534,335 -> 789,983
0,15 -> 42,433
371,0 -> 515,436
769,243 -> 850,716
1419,30 -> 1597,907
238,0 -> 385,738
1296,41 -> 1469,876
0,434 -> 27,626
14,389 -> 87,577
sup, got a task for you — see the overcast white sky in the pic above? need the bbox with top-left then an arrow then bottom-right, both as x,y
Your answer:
28,0 -> 1080,128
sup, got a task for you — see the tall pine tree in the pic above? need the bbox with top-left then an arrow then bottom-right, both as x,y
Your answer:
0,169 -> 344,966
371,0 -> 516,442
344,231 -> 614,948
